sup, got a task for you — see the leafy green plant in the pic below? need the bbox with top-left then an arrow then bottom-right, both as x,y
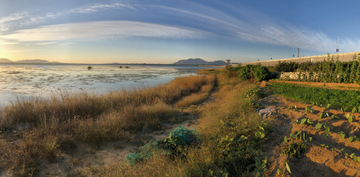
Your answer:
346,114 -> 355,123
352,107 -> 358,113
296,118 -> 313,126
281,141 -> 308,158
315,123 -> 332,137
331,115 -> 339,120
339,131 -> 349,139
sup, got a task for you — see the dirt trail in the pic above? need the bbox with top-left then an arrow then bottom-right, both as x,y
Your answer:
258,92 -> 360,176
33,87 -> 218,176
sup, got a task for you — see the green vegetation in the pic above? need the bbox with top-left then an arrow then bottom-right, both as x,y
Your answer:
281,131 -> 308,158
272,82 -> 360,109
237,64 -> 271,82
275,53 -> 360,84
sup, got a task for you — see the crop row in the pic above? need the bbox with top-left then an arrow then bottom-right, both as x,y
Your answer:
272,82 -> 360,110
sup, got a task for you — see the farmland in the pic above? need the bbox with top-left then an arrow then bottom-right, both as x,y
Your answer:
2,61 -> 360,176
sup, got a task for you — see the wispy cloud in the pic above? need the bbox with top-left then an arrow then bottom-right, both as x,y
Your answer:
0,11 -> 29,31
0,2 -> 134,32
0,39 -> 17,45
68,3 -> 134,13
2,21 -> 208,42
5,49 -> 34,53
32,42 -> 57,45
151,3 -> 359,52
58,43 -> 75,46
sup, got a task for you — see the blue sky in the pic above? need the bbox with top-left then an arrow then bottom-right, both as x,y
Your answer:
0,0 -> 359,64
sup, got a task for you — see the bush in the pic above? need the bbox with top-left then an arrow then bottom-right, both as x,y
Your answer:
254,66 -> 270,82
238,65 -> 271,82
238,65 -> 252,81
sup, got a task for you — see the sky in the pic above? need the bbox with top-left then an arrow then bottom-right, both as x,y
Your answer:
0,0 -> 360,64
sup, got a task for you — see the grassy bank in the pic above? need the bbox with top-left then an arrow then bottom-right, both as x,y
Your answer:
0,75 -> 216,176
95,74 -> 273,176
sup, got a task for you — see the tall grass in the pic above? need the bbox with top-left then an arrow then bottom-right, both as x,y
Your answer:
175,75 -> 216,108
0,75 -> 215,176
0,75 -> 212,129
96,74 -> 273,176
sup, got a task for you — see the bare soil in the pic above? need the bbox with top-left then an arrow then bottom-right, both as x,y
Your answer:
259,92 -> 360,176
271,80 -> 360,91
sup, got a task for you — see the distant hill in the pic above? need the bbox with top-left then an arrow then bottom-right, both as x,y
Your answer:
0,58 -> 13,63
173,58 -> 226,65
0,59 -> 61,64
15,59 -> 52,63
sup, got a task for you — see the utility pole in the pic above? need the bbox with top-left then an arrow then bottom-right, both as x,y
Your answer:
293,47 -> 295,57
297,48 -> 300,58
336,35 -> 339,53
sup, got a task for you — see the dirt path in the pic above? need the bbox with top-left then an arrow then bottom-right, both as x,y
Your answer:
34,86 -> 219,176
259,93 -> 360,176
271,80 -> 360,91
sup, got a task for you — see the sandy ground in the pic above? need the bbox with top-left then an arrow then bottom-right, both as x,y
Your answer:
271,80 -> 360,90
258,82 -> 360,176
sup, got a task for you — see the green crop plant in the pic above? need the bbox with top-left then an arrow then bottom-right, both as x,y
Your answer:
296,118 -> 314,126
315,123 -> 332,137
304,107 -> 308,114
340,149 -> 360,163
271,82 -> 360,109
346,114 -> 355,123
325,103 -> 331,109
309,108 -> 314,113
352,107 -> 358,113
331,115 -> 339,120
339,131 -> 349,139
281,141 -> 308,158
348,136 -> 359,143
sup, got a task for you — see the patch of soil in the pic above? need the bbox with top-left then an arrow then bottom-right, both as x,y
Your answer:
259,94 -> 360,176
271,80 -> 360,91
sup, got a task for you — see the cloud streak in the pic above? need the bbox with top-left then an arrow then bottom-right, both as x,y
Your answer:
2,21 -> 208,42
0,2 -> 134,32
151,3 -> 359,52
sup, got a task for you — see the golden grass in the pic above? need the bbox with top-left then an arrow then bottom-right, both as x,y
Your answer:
196,68 -> 222,75
0,75 -> 210,129
0,75 -> 214,176
95,75 -> 269,177
175,75 -> 216,108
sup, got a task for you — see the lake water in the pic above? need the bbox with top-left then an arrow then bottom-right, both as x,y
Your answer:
0,64 -> 216,107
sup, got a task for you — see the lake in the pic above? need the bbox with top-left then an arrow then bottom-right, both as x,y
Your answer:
0,64 -> 217,107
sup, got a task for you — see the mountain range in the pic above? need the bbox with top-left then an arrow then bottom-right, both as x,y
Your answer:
0,58 -> 60,64
173,58 -> 226,65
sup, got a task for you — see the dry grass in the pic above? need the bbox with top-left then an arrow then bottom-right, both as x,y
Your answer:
0,75 -> 209,129
175,75 -> 216,108
95,75 -> 270,177
196,68 -> 222,75
0,75 -> 213,176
